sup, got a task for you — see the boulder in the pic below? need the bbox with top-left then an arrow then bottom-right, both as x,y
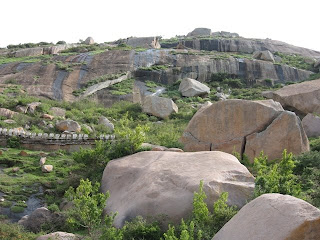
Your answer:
271,79 -> 320,116
16,105 -> 28,113
19,151 -> 28,156
84,37 -> 94,45
180,99 -> 309,161
18,207 -> 51,232
3,119 -> 16,124
245,111 -> 309,160
27,102 -> 41,114
302,113 -> 320,137
187,28 -> 212,37
212,193 -> 320,240
56,120 -> 81,133
41,114 -> 54,120
142,95 -> 178,119
42,165 -> 53,173
82,124 -> 93,133
253,50 -> 275,62
126,37 -> 161,49
101,151 -> 254,227
39,157 -> 46,166
178,78 -> 210,97
261,90 -> 274,99
98,117 -> 114,131
0,108 -> 18,119
36,232 -> 79,240
50,107 -> 66,118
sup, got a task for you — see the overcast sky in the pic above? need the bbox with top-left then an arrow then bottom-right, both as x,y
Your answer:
1,0 -> 319,52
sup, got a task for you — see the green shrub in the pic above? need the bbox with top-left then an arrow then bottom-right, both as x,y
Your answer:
0,221 -> 39,239
122,216 -> 162,240
7,136 -> 21,148
222,78 -> 244,88
253,150 -> 302,198
65,179 -> 111,237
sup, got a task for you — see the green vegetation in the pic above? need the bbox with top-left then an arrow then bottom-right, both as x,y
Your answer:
139,64 -> 170,71
109,78 -> 134,96
274,52 -> 315,71
7,42 -> 52,49
0,220 -> 40,240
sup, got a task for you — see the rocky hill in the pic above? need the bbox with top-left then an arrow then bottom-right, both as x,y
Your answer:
1,28 -> 320,240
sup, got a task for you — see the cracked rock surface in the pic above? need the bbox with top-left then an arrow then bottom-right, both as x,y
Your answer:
180,99 -> 309,161
212,193 -> 320,240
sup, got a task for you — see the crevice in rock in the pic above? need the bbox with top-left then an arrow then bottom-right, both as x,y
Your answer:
240,136 -> 247,160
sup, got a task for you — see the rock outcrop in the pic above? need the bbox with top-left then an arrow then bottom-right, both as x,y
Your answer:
126,37 -> 161,49
253,50 -> 275,62
270,79 -> 320,116
18,207 -> 52,232
212,193 -> 320,240
161,38 -> 320,58
302,113 -> 320,137
56,120 -> 81,133
142,95 -> 178,119
178,78 -> 210,97
36,232 -> 79,240
187,28 -> 212,37
101,151 -> 255,227
180,99 -> 309,161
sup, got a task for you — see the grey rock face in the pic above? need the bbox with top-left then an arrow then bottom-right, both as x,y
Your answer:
84,37 -> 94,45
126,37 -> 161,49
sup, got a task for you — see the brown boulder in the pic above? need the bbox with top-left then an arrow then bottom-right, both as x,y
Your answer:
56,120 -> 81,133
0,108 -> 18,119
302,113 -> 320,137
42,114 -> 54,120
271,79 -> 320,116
180,99 -> 309,161
142,95 -> 178,119
101,151 -> 254,227
245,111 -> 309,160
212,193 -> 320,240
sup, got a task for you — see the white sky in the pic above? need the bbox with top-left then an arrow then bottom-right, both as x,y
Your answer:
1,0 -> 319,52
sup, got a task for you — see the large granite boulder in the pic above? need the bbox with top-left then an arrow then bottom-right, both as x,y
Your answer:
101,151 -> 255,227
245,111 -> 309,160
84,37 -> 94,45
187,28 -> 212,37
180,99 -> 309,161
271,79 -> 320,116
0,108 -> 18,119
253,50 -> 275,62
56,120 -> 81,133
302,113 -> 320,137
36,232 -> 79,240
142,95 -> 178,119
212,193 -> 320,240
178,78 -> 210,97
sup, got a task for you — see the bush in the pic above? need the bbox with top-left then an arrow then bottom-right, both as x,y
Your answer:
7,136 -> 21,148
253,150 -> 302,198
65,179 -> 111,237
163,181 -> 237,240
0,221 -> 39,240
121,216 -> 162,240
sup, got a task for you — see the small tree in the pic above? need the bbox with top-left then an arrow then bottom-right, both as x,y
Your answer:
65,179 -> 110,237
